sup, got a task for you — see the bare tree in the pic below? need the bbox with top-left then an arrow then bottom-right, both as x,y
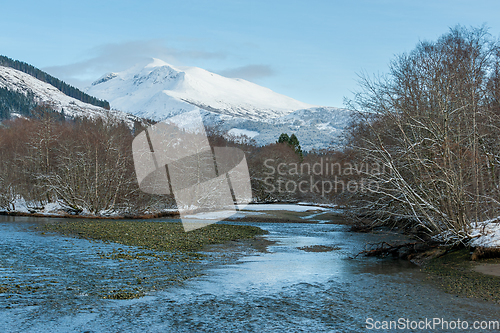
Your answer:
344,26 -> 500,244
41,119 -> 137,215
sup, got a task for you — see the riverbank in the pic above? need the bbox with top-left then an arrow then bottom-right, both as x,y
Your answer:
0,216 -> 268,301
0,210 -> 180,219
349,238 -> 500,303
345,218 -> 500,303
2,216 -> 499,332
424,248 -> 500,303
0,202 -> 340,221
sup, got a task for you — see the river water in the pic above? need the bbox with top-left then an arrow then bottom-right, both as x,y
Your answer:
0,215 -> 499,332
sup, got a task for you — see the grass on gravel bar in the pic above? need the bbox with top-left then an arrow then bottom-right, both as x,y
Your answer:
425,248 -> 500,303
40,220 -> 267,253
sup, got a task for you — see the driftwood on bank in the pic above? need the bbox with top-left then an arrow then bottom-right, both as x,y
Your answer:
352,241 -> 419,259
351,241 -> 446,263
471,247 -> 500,261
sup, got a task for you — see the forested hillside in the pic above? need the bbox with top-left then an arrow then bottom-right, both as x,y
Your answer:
0,87 -> 37,119
0,55 -> 110,109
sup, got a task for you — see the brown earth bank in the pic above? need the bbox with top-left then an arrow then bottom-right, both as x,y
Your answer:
346,218 -> 500,303
423,248 -> 500,303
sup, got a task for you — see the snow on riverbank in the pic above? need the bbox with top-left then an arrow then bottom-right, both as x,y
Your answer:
183,211 -> 265,220
182,204 -> 336,220
0,199 -> 108,216
0,198 -> 65,215
236,203 -> 333,212
469,218 -> 500,248
1,200 -> 340,221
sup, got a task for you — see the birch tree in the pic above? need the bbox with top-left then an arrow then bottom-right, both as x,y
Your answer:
345,26 -> 500,244
42,119 -> 137,215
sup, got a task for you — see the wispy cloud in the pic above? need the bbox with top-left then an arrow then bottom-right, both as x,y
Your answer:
43,40 -> 227,88
217,65 -> 276,81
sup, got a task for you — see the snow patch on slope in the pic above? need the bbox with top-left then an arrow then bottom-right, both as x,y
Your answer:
227,128 -> 260,138
470,218 -> 500,248
215,107 -> 353,150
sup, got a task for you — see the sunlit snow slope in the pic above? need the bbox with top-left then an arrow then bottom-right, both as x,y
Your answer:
87,58 -> 314,121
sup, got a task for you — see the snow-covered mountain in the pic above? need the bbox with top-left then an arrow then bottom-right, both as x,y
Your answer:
87,59 -> 352,150
0,66 -> 137,124
87,58 -> 313,121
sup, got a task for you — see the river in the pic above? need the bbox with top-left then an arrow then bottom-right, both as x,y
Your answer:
0,215 -> 499,332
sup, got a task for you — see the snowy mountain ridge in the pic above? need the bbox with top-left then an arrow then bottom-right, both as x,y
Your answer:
87,59 -> 353,150
87,58 -> 314,121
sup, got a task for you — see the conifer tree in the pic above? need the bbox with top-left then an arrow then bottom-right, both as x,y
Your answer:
277,132 -> 303,160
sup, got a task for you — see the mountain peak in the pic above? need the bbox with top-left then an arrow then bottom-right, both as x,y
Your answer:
145,58 -> 176,69
91,72 -> 118,86
88,59 -> 314,121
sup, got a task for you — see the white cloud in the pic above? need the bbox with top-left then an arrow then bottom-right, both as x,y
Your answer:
43,40 -> 226,89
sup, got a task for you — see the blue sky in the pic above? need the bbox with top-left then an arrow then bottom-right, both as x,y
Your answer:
2,0 -> 500,107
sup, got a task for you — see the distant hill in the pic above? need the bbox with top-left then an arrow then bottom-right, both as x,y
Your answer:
0,55 -> 110,110
0,65 -> 138,125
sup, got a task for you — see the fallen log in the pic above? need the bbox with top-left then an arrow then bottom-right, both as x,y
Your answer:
352,241 -> 433,260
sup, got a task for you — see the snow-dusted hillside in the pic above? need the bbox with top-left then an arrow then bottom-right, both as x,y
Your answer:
87,58 -> 353,150
221,107 -> 352,150
0,66 -> 137,124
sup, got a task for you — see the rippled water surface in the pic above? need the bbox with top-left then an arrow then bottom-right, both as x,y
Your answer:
0,215 -> 499,332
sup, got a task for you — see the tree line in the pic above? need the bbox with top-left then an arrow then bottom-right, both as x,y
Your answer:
343,26 -> 500,244
0,114 -> 147,214
0,113 -> 350,215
